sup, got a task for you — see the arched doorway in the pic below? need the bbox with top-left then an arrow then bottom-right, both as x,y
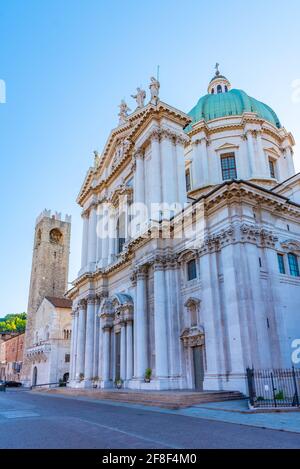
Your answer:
32,366 -> 38,387
63,372 -> 69,383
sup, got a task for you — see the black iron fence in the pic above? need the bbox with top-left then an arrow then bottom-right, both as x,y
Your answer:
31,381 -> 67,389
246,367 -> 300,408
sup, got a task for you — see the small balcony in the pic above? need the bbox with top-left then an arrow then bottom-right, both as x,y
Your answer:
26,343 -> 51,362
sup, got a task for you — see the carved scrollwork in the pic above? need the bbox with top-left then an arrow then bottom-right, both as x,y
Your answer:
180,326 -> 205,348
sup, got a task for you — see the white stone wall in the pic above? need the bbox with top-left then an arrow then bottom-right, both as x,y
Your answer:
28,299 -> 71,386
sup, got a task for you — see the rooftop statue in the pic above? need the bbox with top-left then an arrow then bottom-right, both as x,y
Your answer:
149,76 -> 160,105
93,150 -> 100,168
118,100 -> 131,124
131,87 -> 146,109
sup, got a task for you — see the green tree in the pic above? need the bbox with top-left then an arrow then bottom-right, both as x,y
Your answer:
0,313 -> 27,333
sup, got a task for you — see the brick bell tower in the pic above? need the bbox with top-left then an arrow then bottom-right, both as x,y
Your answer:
21,210 -> 71,386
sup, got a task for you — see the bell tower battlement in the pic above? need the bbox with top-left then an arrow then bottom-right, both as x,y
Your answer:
21,209 -> 71,385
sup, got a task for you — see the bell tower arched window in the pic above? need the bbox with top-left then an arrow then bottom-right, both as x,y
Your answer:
217,84 -> 222,94
49,228 -> 63,244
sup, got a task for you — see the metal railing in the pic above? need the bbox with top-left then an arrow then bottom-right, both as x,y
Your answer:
31,381 -> 67,389
246,367 -> 300,408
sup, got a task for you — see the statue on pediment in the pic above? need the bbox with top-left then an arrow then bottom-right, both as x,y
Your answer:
131,87 -> 146,109
149,76 -> 160,105
118,100 -> 131,124
93,150 -> 100,168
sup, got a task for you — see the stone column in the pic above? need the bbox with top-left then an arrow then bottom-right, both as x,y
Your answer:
69,308 -> 78,382
221,244 -> 245,374
126,320 -> 133,381
81,214 -> 89,269
102,326 -> 111,383
108,205 -> 116,264
84,296 -> 95,383
96,205 -> 102,266
246,131 -> 257,178
153,260 -> 168,379
76,301 -> 86,379
98,314 -> 103,380
199,138 -> 209,186
239,241 -> 269,368
147,132 -> 162,223
100,203 -> 109,267
201,251 -> 221,381
135,266 -> 148,379
87,205 -> 97,269
120,323 -> 126,380
285,147 -> 295,177
93,297 -> 101,380
191,141 -> 202,189
176,137 -> 188,207
264,245 -> 285,367
161,132 -> 177,208
131,274 -> 138,378
256,131 -> 269,178
165,261 -> 181,379
134,150 -> 145,205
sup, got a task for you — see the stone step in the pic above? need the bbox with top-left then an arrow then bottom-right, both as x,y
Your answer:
42,388 -> 244,409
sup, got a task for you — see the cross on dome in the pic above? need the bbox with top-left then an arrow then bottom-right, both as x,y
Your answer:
208,64 -> 231,95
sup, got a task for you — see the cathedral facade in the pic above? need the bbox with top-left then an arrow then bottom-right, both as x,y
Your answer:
67,69 -> 300,393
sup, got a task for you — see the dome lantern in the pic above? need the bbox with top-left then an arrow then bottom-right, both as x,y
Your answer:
186,67 -> 282,131
207,63 -> 232,95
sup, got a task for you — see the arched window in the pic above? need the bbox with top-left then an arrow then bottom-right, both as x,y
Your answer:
217,84 -> 222,94
225,85 -> 228,92
211,88 -> 215,94
117,212 -> 126,254
36,229 -> 42,247
49,228 -> 63,244
288,253 -> 300,277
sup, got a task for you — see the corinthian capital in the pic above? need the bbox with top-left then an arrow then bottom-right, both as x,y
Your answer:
150,128 -> 161,142
135,264 -> 149,280
134,148 -> 144,160
87,295 -> 96,305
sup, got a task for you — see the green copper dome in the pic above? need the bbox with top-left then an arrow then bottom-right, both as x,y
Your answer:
186,88 -> 281,131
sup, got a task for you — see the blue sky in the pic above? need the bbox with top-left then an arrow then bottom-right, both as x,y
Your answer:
1,0 -> 300,316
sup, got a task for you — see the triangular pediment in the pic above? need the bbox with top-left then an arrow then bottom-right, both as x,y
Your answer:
215,142 -> 239,152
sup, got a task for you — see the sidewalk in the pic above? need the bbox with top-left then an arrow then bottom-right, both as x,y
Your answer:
177,400 -> 300,434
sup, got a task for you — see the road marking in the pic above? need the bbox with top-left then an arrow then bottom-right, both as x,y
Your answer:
0,411 -> 39,419
76,417 -> 181,449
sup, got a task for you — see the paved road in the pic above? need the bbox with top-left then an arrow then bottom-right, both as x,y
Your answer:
0,390 -> 300,449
